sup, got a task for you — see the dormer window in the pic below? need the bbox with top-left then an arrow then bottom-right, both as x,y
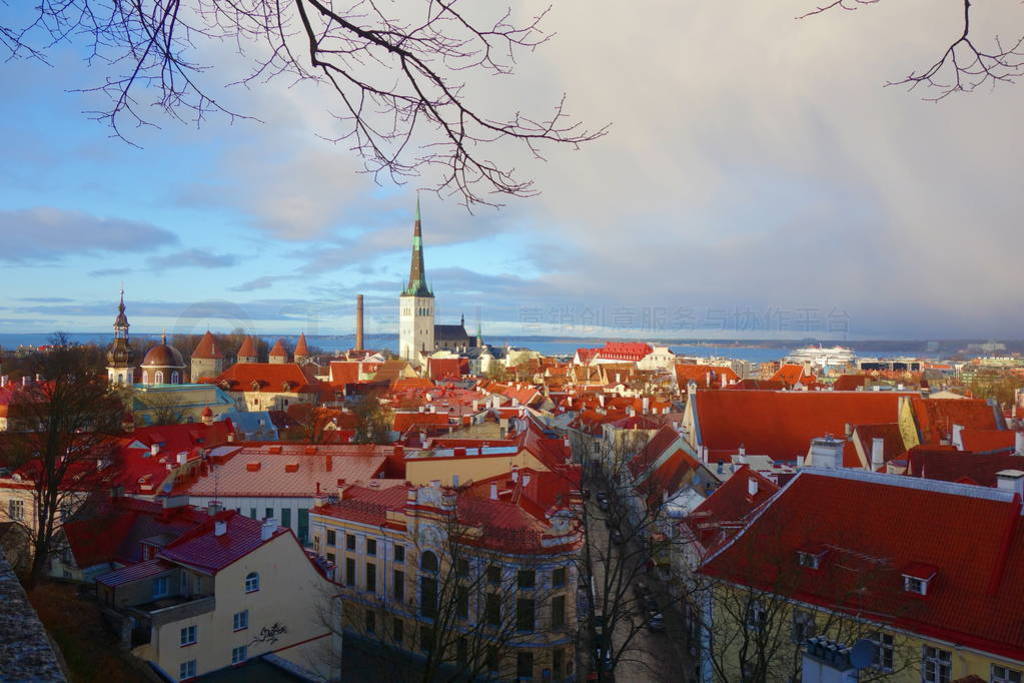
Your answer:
901,563 -> 937,595
796,546 -> 827,570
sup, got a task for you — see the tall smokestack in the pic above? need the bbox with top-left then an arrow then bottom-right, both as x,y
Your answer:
356,294 -> 364,351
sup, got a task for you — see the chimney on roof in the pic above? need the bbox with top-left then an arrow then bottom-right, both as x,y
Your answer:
452,474 -> 459,487
642,396 -> 649,413
738,444 -> 746,457
996,470 -> 1024,503
598,394 -> 605,408
0,375 -> 7,387
355,294 -> 365,351
208,500 -> 223,516
177,452 -> 188,466
871,437 -> 885,470
511,465 -> 519,483
151,444 -> 160,457
214,520 -> 227,536
490,483 -> 498,500
952,424 -> 965,451
810,436 -> 845,469
522,473 -> 531,487
747,476 -> 758,497
1016,431 -> 1024,456
261,518 -> 278,540
721,373 -> 728,389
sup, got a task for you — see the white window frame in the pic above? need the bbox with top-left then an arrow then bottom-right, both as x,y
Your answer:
796,550 -> 823,569
152,576 -> 169,598
871,631 -> 894,672
992,664 -> 1024,683
233,610 -> 249,631
231,645 -> 247,664
179,625 -> 197,647
745,600 -> 767,632
904,575 -> 929,595
921,645 -> 951,683
179,659 -> 196,680
8,499 -> 24,521
245,572 -> 260,593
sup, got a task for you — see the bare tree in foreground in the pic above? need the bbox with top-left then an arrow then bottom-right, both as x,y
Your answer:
0,336 -> 125,588
0,1 -> 606,207
799,0 -> 1024,100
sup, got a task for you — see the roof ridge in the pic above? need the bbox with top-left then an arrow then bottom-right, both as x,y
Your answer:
803,466 -> 1017,502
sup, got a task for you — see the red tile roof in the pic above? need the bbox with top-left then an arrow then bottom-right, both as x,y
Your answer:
912,397 -> 999,445
675,364 -> 739,390
158,510 -> 288,573
849,423 -> 907,470
192,331 -> 224,359
701,469 -> 1024,661
832,374 -> 868,391
692,390 -> 912,463
269,338 -> 289,359
213,362 -> 320,394
294,333 -> 310,357
685,465 -> 779,549
960,429 -> 1016,453
905,446 -> 1024,487
427,358 -> 466,380
96,558 -> 176,587
237,335 -> 256,358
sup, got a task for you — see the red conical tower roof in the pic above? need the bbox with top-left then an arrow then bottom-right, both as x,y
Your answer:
237,336 -> 256,359
192,331 -> 223,359
269,338 -> 289,359
295,333 -> 310,358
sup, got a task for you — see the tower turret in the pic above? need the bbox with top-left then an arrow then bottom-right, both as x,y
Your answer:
399,197 -> 435,362
107,288 -> 135,386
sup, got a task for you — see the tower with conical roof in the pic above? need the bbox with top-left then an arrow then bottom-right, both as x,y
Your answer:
107,288 -> 135,386
399,198 -> 435,361
237,336 -> 258,364
191,330 -> 224,380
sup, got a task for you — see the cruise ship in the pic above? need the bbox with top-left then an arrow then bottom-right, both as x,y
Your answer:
785,345 -> 856,368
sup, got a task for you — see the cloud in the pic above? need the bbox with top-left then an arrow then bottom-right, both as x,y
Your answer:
0,208 -> 178,262
147,249 -> 238,270
89,268 -> 134,277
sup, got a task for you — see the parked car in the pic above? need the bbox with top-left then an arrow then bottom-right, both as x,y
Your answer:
647,612 -> 666,632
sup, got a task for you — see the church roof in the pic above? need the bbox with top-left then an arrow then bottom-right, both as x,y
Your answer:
192,331 -> 223,359
434,324 -> 470,341
269,338 -> 289,359
402,198 -> 433,298
237,336 -> 257,358
294,333 -> 310,358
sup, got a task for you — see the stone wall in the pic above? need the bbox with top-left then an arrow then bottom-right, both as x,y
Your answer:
0,547 -> 66,681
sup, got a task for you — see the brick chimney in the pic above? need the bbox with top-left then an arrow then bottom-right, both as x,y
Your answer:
355,294 -> 365,351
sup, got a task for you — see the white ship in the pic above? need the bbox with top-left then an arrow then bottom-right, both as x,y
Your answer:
785,345 -> 856,368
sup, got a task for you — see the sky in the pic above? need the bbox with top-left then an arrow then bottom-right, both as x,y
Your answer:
0,0 -> 1022,342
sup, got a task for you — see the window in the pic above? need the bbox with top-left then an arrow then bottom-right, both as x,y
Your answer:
179,660 -> 196,680
245,572 -> 260,593
456,585 -> 469,620
518,569 -> 535,589
552,567 -> 566,588
7,499 -> 24,521
249,508 -> 257,519
366,563 -> 377,592
553,649 -> 564,680
871,632 -> 894,671
456,557 -> 470,577
281,507 -> 292,529
420,576 -> 438,618
922,646 -> 951,683
551,595 -> 566,629
232,610 -> 249,631
327,530 -> 337,546
327,552 -> 336,564
392,618 -> 404,645
394,569 -> 405,601
180,625 -> 197,646
485,593 -> 501,626
992,664 -> 1023,683
745,600 -> 767,632
904,575 -> 929,595
152,576 -> 169,598
517,651 -> 534,680
346,534 -> 356,551
394,544 -> 405,563
420,625 -> 434,652
791,610 -> 815,644
797,550 -> 824,570
365,609 -> 376,634
231,646 -> 247,664
346,558 -> 356,587
487,564 -> 502,585
298,508 -> 309,543
517,598 -> 535,632
265,507 -> 273,521
367,538 -> 377,556
421,550 -> 439,573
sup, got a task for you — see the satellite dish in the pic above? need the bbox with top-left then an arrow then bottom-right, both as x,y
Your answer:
849,639 -> 876,669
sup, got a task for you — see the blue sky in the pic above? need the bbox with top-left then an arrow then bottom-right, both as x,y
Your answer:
1,0 -> 1022,341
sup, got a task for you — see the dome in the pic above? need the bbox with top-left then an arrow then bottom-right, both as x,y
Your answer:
142,342 -> 185,368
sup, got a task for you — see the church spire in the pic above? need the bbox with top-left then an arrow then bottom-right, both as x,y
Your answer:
403,197 -> 432,297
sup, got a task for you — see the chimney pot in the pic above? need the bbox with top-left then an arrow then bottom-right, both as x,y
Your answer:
490,483 -> 498,500
214,520 -> 227,536
871,437 -> 885,470
747,476 -> 759,497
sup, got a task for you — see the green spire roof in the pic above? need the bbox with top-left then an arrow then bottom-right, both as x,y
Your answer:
402,198 -> 433,297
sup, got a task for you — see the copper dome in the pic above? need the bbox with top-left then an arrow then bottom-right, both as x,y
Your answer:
142,342 -> 185,368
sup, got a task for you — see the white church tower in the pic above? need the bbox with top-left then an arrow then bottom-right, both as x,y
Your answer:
399,199 -> 434,362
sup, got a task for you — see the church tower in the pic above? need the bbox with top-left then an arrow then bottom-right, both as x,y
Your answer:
399,198 -> 434,362
107,288 -> 135,386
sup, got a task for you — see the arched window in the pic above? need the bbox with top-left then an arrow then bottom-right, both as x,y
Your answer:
420,551 -> 439,573
171,371 -> 180,384
142,371 -> 149,384
154,371 -> 164,384
245,572 -> 260,593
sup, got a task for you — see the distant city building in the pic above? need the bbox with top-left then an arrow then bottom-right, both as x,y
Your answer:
107,288 -> 134,386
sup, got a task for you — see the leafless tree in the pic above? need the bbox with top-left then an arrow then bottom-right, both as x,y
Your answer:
0,1 -> 606,208
0,335 -> 125,588
351,391 -> 393,444
798,0 -> 1024,100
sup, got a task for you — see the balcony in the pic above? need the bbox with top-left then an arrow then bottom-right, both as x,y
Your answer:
129,595 -> 216,629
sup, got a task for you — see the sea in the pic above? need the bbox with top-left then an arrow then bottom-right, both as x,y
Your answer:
0,333 -> 933,364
